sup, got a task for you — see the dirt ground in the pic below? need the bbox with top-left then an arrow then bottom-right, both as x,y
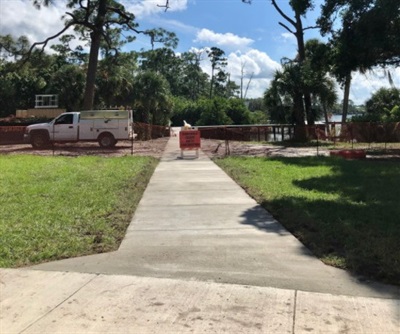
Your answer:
200,139 -> 329,158
1,137 -> 400,160
0,138 -> 170,158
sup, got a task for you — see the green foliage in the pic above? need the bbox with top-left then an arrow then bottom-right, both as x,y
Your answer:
196,98 -> 233,126
250,110 -> 269,124
216,156 -> 400,284
206,47 -> 228,98
170,96 -> 199,127
0,32 -> 245,125
95,52 -> 137,108
49,64 -> 85,111
225,98 -> 252,124
0,66 -> 45,115
0,155 -> 157,267
289,0 -> 314,16
366,87 -> 400,117
171,97 -> 252,127
0,34 -> 30,60
264,40 -> 337,125
264,64 -> 302,124
132,70 -> 173,126
319,0 -> 400,79
353,88 -> 400,122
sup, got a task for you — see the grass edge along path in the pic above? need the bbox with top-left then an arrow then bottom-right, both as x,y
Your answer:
215,156 -> 400,286
0,155 -> 158,268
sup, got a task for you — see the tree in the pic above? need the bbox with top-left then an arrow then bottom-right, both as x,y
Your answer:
132,71 -> 173,126
48,64 -> 86,111
139,48 -> 183,96
364,88 -> 400,121
206,47 -> 227,98
50,34 -> 87,65
225,98 -> 252,125
264,65 -> 300,124
303,39 -> 337,124
318,0 -> 400,122
196,97 -> 233,126
96,52 -> 137,108
178,51 -> 209,100
30,0 -> 149,110
244,0 -> 317,126
312,77 -> 337,124
0,34 -> 30,61
170,97 -> 199,127
239,61 -> 254,100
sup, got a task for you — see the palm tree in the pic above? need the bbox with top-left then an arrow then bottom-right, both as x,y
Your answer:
132,71 -> 173,126
315,78 -> 338,125
265,63 -> 306,126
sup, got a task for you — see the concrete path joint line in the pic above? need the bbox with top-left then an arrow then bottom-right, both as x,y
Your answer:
19,274 -> 100,334
292,290 -> 298,334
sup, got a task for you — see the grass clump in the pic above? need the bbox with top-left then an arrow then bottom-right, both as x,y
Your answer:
0,155 -> 157,267
215,156 -> 400,285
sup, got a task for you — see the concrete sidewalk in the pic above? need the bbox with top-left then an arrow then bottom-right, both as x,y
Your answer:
1,269 -> 399,333
1,135 -> 399,333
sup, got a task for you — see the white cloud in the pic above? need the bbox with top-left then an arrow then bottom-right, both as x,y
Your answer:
0,0 -> 189,46
124,0 -> 188,19
195,47 -> 281,99
148,18 -> 198,35
341,69 -> 400,105
194,29 -> 254,51
0,0 -> 68,45
280,32 -> 296,43
227,50 -> 281,98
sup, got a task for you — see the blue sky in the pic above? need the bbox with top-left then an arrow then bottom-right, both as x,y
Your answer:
1,0 -> 399,103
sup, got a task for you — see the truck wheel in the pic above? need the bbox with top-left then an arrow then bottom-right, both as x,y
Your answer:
98,133 -> 116,148
31,133 -> 49,148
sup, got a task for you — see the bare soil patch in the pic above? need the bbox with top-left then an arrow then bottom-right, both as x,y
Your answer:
200,139 -> 400,160
0,138 -> 169,158
200,139 -> 328,159
2,137 -> 400,160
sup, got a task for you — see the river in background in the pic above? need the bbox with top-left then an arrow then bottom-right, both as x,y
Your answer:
317,114 -> 355,123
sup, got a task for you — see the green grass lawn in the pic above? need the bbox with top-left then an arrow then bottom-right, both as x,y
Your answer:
215,156 -> 400,285
0,155 -> 157,267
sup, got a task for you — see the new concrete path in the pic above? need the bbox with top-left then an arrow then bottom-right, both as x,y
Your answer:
1,135 -> 399,333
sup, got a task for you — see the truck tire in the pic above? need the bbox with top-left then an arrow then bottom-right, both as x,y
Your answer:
98,133 -> 116,148
31,132 -> 50,148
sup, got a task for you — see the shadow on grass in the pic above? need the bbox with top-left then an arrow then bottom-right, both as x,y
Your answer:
238,205 -> 321,261
258,156 -> 400,286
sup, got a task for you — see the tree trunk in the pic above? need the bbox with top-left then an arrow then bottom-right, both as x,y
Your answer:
294,12 -> 313,125
323,105 -> 329,124
342,74 -> 352,123
82,0 -> 108,110
82,31 -> 102,110
209,66 -> 214,99
293,91 -> 307,141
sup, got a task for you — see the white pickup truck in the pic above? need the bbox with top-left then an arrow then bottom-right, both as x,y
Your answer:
24,110 -> 134,148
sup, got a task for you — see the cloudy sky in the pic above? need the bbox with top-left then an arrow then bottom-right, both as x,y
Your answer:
1,0 -> 399,104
